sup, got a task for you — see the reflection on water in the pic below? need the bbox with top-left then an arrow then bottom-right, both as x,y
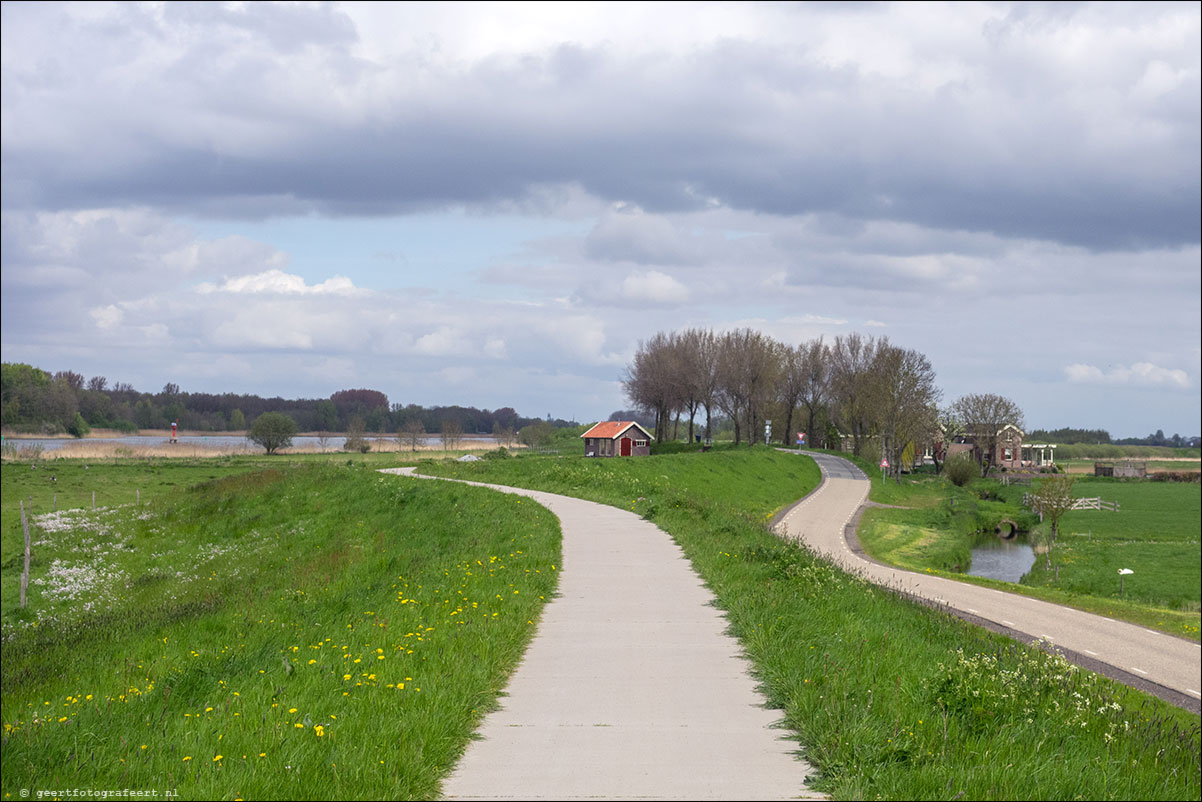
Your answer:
967,537 -> 1036,583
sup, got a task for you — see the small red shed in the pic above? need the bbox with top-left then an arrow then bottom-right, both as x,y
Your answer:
581,421 -> 653,457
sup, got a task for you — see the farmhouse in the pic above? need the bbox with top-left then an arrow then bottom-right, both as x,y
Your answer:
948,424 -> 1057,470
581,421 -> 652,458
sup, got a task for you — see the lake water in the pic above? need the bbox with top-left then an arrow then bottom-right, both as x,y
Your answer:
967,537 -> 1036,583
2,434 -> 496,452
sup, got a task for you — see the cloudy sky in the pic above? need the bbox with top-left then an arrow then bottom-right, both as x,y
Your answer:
2,1 -> 1199,436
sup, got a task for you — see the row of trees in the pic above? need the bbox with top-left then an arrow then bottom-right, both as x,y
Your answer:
1026,426 -> 1199,448
0,363 -> 567,437
622,328 -> 1025,478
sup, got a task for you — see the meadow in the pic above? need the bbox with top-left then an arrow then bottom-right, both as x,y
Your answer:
854,462 -> 1201,640
422,447 -> 1200,800
1,462 -> 561,800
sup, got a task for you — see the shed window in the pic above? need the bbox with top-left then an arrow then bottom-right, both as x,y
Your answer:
635,439 -> 647,447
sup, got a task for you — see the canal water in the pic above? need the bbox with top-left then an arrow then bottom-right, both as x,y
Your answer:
967,536 -> 1036,583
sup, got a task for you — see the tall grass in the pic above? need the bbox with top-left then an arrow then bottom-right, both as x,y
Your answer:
1,465 -> 560,800
423,447 -> 1200,800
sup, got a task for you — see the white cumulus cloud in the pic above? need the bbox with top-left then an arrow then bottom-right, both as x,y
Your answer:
90,305 -> 124,329
196,269 -> 359,296
1064,362 -> 1191,388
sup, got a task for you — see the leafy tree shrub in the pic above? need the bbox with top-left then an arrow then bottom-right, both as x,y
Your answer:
247,412 -> 298,455
944,454 -> 980,487
67,412 -> 91,438
518,421 -> 555,449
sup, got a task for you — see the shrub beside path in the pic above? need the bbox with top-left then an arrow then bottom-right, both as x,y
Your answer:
381,467 -> 821,800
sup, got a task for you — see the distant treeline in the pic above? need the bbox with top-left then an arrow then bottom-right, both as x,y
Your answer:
0,363 -> 576,436
1028,427 -> 1200,448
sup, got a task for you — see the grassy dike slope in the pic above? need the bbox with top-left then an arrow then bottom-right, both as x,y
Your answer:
1,464 -> 560,800
423,447 -> 1200,801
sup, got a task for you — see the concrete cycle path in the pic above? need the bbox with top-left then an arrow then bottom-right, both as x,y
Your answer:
775,452 -> 1201,710
380,467 -> 822,801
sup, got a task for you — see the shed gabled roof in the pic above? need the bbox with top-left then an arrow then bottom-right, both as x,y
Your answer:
580,421 -> 653,440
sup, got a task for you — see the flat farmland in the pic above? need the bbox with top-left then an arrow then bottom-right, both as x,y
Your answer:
1022,478 -> 1201,630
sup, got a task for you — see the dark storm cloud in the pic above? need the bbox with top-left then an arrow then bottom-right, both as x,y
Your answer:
2,3 -> 1199,251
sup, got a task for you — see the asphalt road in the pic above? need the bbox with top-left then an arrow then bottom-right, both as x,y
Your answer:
775,451 -> 1201,712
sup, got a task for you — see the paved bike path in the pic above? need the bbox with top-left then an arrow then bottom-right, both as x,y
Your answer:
380,467 -> 821,800
775,452 -> 1201,710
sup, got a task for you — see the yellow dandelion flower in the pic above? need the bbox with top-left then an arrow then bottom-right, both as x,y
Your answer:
214,754 -> 223,762
314,725 -> 325,737
183,756 -> 192,762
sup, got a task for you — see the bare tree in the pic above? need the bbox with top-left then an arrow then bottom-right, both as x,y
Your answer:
440,419 -> 464,451
694,329 -> 720,443
492,421 -> 515,448
872,344 -> 940,480
776,341 -> 809,447
715,329 -> 778,445
87,375 -> 108,392
671,329 -> 708,444
403,418 -> 425,451
950,393 -> 1025,477
344,416 -> 370,452
623,332 -> 680,442
829,333 -> 884,456
796,338 -> 830,449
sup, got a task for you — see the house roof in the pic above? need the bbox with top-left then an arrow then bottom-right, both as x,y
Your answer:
580,421 -> 653,440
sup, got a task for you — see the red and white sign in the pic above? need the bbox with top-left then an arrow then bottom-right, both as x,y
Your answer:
880,457 -> 889,469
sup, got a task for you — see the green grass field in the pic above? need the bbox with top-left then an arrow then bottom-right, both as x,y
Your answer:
2,462 -> 560,800
1023,478 -> 1201,618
